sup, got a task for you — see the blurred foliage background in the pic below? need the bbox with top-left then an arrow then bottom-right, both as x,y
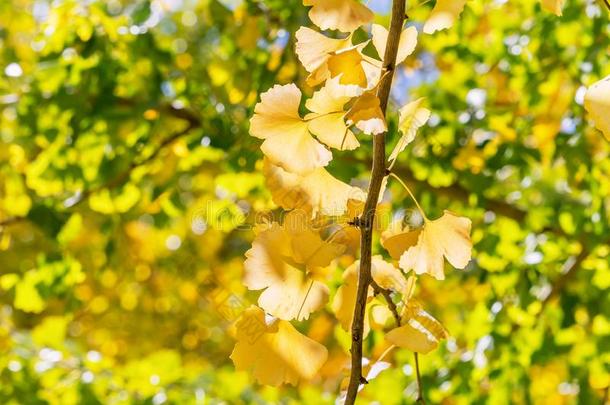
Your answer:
0,0 -> 609,403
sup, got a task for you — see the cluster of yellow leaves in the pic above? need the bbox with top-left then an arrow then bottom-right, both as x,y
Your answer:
375,209 -> 471,351
244,212 -> 344,321
234,0 -> 476,388
264,159 -> 366,217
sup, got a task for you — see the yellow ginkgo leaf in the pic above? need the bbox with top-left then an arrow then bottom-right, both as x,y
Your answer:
305,79 -> 360,150
327,43 -> 369,88
381,218 -> 421,260
295,29 -> 369,89
388,98 -> 431,164
304,0 -> 373,33
332,260 -> 371,334
295,27 -> 351,76
264,159 -> 366,217
231,306 -> 328,386
244,223 -> 339,320
370,255 -> 407,293
584,75 -> 610,140
423,0 -> 468,34
541,0 -> 565,16
371,24 -> 418,65
250,84 -> 332,174
398,210 -> 472,280
332,198 -> 365,253
370,304 -> 393,329
385,301 -> 448,354
345,89 -> 387,135
283,211 -> 346,271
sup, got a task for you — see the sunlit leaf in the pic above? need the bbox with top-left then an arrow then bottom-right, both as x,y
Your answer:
371,24 -> 418,65
423,0 -> 468,34
345,89 -> 387,135
303,0 -> 373,33
231,306 -> 328,386
250,84 -> 332,174
386,301 -> 448,354
399,211 -> 472,280
263,159 -> 366,217
584,75 -> 610,140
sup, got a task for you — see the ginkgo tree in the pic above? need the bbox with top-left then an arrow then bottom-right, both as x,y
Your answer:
1,0 -> 609,403
231,0 -> 475,403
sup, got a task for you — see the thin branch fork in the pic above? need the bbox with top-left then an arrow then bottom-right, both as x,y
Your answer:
370,280 -> 427,404
370,280 -> 401,326
344,1 -> 406,403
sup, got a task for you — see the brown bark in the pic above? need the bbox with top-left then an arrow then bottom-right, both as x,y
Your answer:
344,1 -> 406,403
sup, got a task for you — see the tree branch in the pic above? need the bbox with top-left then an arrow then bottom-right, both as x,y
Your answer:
370,280 -> 401,326
541,246 -> 590,309
77,120 -> 200,204
0,106 -> 201,226
344,1 -> 405,403
0,216 -> 22,227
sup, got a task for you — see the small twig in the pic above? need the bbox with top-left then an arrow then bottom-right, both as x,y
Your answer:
78,121 -> 199,204
389,172 -> 428,220
371,280 -> 427,403
370,280 -> 401,326
348,217 -> 362,227
541,247 -> 590,309
414,353 -> 426,404
0,217 -> 22,227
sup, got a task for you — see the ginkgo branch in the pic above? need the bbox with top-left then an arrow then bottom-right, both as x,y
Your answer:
0,216 -> 22,227
344,0 -> 406,403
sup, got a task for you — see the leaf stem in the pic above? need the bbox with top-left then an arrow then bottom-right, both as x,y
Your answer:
415,353 -> 426,404
303,111 -> 337,122
376,344 -> 397,363
296,280 -> 314,320
389,172 -> 428,221
344,1 -> 406,404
